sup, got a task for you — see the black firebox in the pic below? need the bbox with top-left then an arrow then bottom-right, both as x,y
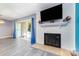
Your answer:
44,33 -> 61,48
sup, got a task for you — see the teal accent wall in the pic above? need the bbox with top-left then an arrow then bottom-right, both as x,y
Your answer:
76,3 -> 79,51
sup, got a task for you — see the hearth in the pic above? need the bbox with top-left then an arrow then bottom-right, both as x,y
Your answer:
44,33 -> 61,48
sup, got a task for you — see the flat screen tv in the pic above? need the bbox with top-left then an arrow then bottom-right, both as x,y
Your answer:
40,4 -> 62,22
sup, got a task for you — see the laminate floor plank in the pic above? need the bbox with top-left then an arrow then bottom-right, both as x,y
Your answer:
0,38 -> 57,56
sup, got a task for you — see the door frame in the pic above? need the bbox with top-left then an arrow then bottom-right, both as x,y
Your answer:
13,14 -> 36,44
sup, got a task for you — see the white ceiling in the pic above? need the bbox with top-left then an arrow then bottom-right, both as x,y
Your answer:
0,3 -> 60,20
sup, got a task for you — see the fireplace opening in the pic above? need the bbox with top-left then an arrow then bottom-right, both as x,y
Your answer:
44,33 -> 61,48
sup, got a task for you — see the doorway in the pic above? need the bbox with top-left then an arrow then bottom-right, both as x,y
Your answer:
16,18 -> 32,42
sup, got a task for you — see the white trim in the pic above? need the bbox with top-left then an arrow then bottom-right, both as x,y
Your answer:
0,36 -> 12,39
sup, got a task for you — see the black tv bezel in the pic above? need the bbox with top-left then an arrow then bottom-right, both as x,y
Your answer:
40,4 -> 63,22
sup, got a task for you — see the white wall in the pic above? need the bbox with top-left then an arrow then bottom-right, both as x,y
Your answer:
0,20 -> 13,38
36,3 -> 75,51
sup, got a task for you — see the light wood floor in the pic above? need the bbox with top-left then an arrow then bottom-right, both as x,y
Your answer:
0,38 -> 58,56
32,44 -> 74,56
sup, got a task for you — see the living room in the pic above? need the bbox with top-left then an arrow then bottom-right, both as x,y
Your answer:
0,3 -> 78,56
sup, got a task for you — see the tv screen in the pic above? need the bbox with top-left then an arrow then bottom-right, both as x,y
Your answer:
41,4 -> 62,22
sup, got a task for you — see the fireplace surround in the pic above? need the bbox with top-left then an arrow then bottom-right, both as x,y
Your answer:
44,33 -> 61,48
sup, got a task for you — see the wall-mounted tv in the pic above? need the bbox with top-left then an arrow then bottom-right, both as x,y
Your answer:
40,4 -> 62,22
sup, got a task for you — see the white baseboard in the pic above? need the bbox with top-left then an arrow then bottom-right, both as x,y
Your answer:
0,36 -> 12,39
